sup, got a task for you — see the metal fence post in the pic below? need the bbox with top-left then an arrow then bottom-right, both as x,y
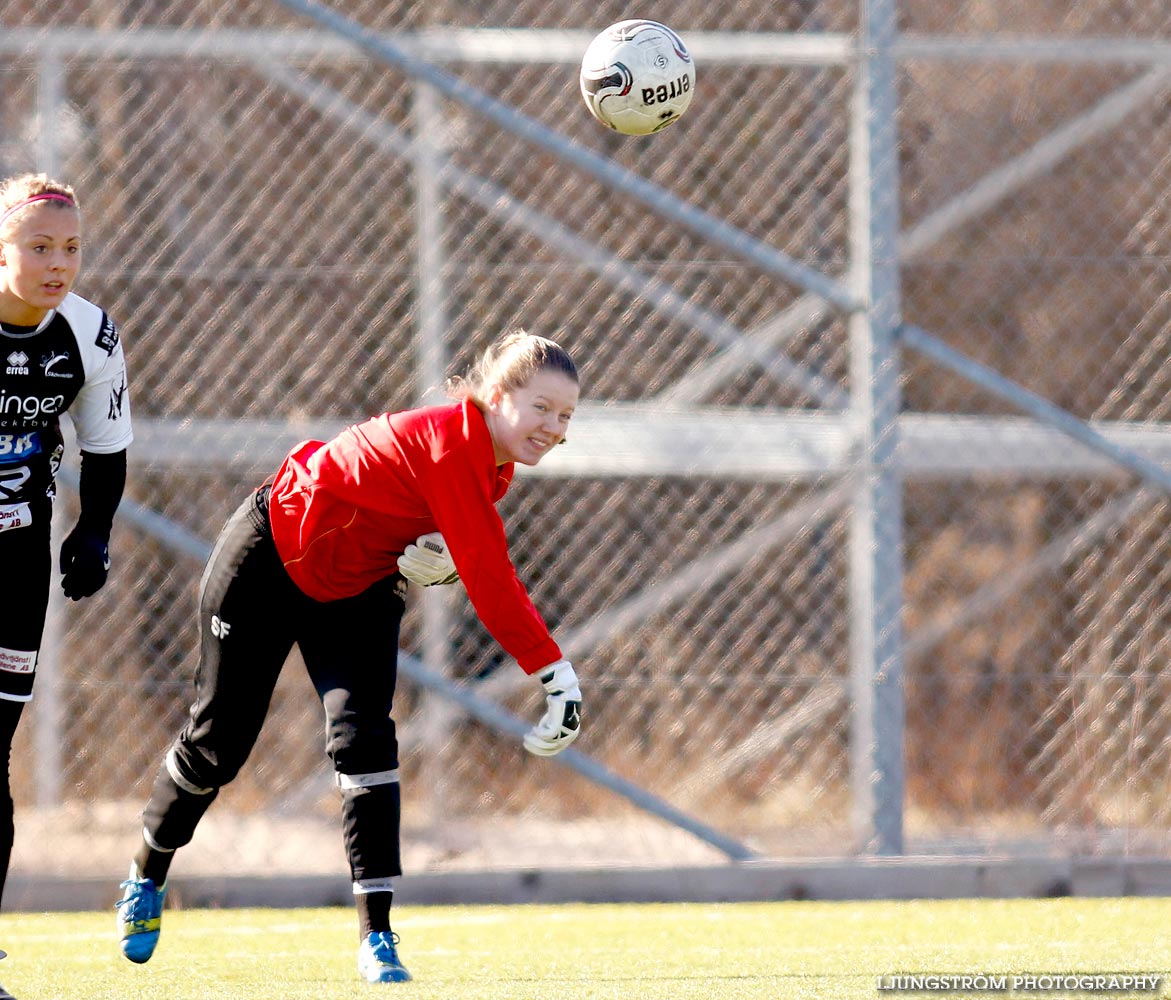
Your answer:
411,75 -> 457,734
847,0 -> 905,855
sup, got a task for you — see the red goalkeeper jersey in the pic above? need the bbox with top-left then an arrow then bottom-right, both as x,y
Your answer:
267,399 -> 562,674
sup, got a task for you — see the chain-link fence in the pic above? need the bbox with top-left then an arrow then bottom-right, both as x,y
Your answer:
5,1 -> 1171,891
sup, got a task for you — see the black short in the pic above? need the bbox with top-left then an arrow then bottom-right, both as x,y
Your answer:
0,501 -> 52,702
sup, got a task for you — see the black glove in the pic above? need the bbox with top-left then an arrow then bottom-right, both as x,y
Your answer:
60,525 -> 111,601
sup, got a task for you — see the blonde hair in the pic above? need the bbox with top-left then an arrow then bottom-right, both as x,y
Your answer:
447,330 -> 578,408
0,173 -> 79,240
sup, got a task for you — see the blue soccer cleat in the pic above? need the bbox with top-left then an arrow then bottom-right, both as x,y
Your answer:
0,946 -> 11,999
116,865 -> 168,964
358,931 -> 412,983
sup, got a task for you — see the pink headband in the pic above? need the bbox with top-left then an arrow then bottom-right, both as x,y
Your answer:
0,193 -> 77,228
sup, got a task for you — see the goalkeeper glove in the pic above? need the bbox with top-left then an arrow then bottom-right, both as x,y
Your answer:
398,531 -> 459,586
523,660 -> 582,757
59,524 -> 111,601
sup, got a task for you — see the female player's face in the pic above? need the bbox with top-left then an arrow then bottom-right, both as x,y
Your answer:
0,204 -> 82,325
486,369 -> 579,467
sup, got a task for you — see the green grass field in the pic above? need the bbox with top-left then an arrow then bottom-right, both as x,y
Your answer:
3,897 -> 1170,999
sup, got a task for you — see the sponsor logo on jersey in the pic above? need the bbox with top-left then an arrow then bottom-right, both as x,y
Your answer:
0,646 -> 36,675
0,502 -> 32,532
96,314 -> 119,356
0,432 -> 41,464
5,352 -> 29,376
40,350 -> 71,378
0,389 -> 65,419
108,373 -> 128,420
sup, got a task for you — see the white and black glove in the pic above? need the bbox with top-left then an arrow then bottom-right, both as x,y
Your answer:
398,532 -> 459,586
523,660 -> 582,757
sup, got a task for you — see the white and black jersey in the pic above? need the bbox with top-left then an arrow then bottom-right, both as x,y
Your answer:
0,292 -> 133,703
0,291 -> 133,521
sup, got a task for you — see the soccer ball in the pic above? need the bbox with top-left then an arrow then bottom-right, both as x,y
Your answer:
579,19 -> 696,136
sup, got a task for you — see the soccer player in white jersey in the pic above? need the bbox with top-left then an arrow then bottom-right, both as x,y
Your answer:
0,174 -> 133,999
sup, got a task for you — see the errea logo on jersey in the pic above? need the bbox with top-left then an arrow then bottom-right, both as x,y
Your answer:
6,352 -> 29,376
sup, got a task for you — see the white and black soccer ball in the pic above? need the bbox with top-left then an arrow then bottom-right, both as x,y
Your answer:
579,19 -> 696,136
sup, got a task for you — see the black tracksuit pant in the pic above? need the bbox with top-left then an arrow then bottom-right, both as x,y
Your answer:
142,486 -> 406,888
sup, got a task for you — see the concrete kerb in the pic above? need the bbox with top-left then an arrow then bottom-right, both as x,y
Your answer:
8,855 -> 1171,912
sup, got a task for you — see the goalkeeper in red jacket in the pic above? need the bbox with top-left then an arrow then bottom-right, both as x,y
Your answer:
116,331 -> 581,985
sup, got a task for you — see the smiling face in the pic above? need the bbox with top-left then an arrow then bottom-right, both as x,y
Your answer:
0,203 -> 82,326
483,369 -> 580,467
